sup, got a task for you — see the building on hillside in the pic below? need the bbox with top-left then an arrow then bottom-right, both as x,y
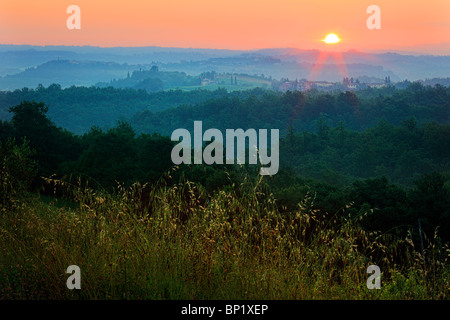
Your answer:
277,79 -> 307,92
201,78 -> 218,86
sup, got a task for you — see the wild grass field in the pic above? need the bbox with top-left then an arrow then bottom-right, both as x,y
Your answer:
1,170 -> 448,300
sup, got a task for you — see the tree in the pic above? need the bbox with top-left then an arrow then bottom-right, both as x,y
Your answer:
409,172 -> 450,240
73,122 -> 138,189
8,101 -> 81,178
349,176 -> 409,234
0,138 -> 37,210
317,117 -> 330,140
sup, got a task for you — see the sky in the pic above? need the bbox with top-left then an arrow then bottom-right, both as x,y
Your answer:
1,0 -> 450,53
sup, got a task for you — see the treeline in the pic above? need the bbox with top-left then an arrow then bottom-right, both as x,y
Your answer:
1,100 -> 449,243
0,85 -> 272,134
130,82 -> 450,135
0,101 -> 175,188
280,118 -> 450,186
96,68 -> 202,91
2,82 -> 449,138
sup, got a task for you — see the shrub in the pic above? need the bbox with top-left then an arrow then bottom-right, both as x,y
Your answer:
0,138 -> 37,211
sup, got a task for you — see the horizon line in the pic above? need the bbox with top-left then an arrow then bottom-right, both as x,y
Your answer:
1,41 -> 450,52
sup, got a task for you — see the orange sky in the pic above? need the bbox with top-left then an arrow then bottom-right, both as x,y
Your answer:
1,0 -> 450,52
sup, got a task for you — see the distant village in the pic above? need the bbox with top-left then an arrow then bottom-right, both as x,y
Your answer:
198,70 -> 394,92
275,76 -> 392,92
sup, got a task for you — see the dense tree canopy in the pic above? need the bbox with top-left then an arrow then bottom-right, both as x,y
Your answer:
1,82 -> 449,242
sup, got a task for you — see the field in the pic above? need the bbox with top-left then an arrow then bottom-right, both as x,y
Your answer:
1,172 -> 448,300
173,74 -> 273,92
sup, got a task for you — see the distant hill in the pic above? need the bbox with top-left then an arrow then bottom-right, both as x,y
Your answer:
0,60 -> 137,90
96,67 -> 201,92
0,55 -> 398,90
0,45 -> 244,76
248,49 -> 450,81
96,68 -> 273,92
1,45 -> 450,90
420,78 -> 450,87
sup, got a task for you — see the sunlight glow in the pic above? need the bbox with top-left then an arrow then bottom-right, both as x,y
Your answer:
323,33 -> 341,44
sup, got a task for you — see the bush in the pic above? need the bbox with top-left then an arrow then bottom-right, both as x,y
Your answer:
0,138 -> 37,211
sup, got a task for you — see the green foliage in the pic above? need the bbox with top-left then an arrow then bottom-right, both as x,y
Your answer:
0,176 -> 447,299
7,101 -> 81,178
280,120 -> 450,186
0,138 -> 37,211
409,172 -> 450,240
347,177 -> 410,234
129,83 -> 450,136
69,122 -> 175,190
2,98 -> 449,243
98,69 -> 202,91
0,85 -> 242,134
0,85 -> 449,298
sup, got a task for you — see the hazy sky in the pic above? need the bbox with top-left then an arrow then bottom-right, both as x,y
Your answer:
1,0 -> 450,52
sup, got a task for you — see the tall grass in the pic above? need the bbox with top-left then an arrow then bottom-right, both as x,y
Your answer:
0,170 -> 448,299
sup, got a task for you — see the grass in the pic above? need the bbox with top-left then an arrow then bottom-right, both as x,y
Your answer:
166,74 -> 272,92
0,171 -> 448,300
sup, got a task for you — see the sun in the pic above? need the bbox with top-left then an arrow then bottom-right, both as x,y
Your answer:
323,33 -> 341,44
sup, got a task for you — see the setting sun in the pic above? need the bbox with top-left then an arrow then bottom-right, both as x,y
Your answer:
323,33 -> 341,44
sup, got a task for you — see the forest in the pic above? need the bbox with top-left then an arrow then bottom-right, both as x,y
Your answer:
0,83 -> 449,299
0,85 -> 269,134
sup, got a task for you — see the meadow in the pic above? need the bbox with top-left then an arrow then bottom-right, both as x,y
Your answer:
1,170 -> 448,300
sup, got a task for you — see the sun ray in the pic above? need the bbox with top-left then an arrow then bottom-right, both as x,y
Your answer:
308,50 -> 331,81
330,51 -> 349,79
308,33 -> 349,81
